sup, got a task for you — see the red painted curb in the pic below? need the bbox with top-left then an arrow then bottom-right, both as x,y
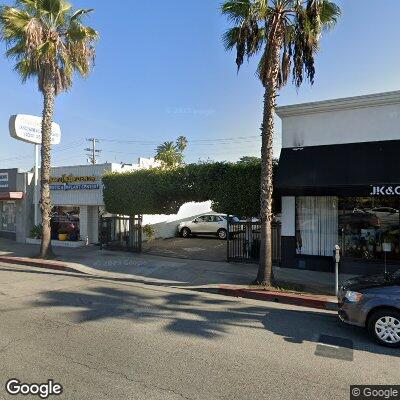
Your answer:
219,286 -> 338,310
0,255 -> 78,273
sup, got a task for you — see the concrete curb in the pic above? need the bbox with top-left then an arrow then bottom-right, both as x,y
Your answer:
218,286 -> 338,311
0,255 -> 79,274
0,255 -> 338,311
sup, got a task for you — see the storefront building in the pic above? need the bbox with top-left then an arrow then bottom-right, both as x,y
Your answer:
0,168 -> 33,242
34,163 -> 139,245
276,91 -> 400,274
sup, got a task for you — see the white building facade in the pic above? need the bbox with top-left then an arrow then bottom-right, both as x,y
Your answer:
35,163 -> 134,245
276,91 -> 400,273
32,159 -> 212,246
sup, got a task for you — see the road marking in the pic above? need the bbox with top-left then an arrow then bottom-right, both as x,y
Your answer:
314,335 -> 354,361
183,247 -> 206,252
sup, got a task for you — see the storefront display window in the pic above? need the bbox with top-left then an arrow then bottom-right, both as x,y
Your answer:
0,201 -> 16,232
295,196 -> 400,263
338,197 -> 400,263
51,206 -> 80,241
296,197 -> 338,256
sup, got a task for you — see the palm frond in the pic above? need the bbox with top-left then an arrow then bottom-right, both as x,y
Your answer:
70,8 -> 94,22
221,0 -> 266,71
222,0 -> 340,89
318,0 -> 341,30
221,0 -> 251,24
0,0 -> 98,94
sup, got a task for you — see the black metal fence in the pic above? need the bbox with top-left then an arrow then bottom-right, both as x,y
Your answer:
99,215 -> 142,252
227,221 -> 281,263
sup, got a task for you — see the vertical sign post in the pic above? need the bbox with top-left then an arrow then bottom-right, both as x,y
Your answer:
34,144 -> 40,225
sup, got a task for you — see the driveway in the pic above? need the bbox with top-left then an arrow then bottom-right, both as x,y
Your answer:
143,236 -> 227,262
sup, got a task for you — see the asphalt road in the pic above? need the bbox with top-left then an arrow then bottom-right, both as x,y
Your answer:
0,263 -> 398,400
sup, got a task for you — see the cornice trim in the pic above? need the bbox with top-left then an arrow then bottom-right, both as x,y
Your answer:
276,91 -> 400,117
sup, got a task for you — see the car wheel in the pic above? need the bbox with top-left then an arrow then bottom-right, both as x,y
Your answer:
217,229 -> 227,240
367,309 -> 400,348
180,227 -> 191,238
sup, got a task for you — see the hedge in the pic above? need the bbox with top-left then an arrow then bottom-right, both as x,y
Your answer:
102,161 -> 279,217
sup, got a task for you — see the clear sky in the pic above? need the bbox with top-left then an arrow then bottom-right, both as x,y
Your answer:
0,0 -> 400,171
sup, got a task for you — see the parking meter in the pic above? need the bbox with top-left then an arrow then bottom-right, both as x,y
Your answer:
334,245 -> 341,297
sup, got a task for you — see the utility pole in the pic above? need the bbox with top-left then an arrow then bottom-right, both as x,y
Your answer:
85,138 -> 101,165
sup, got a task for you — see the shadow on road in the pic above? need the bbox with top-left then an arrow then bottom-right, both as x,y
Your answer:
28,282 -> 399,357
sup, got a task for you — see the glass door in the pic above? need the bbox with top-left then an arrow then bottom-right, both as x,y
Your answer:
0,201 -> 16,232
339,197 -> 400,266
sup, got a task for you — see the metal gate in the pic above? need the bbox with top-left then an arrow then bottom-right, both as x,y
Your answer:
227,221 -> 281,263
99,215 -> 142,252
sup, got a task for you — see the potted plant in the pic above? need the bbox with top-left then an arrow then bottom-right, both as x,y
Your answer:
58,228 -> 69,241
30,224 -> 43,240
381,231 -> 396,253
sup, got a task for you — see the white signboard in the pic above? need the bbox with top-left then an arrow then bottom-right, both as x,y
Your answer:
0,172 -> 8,189
9,114 -> 61,145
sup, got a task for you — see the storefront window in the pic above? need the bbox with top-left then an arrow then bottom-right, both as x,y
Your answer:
338,197 -> 400,263
296,197 -> 338,256
0,201 -> 16,232
51,206 -> 80,241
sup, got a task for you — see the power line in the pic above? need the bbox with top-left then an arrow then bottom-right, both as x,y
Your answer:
98,135 -> 261,145
0,139 -> 85,164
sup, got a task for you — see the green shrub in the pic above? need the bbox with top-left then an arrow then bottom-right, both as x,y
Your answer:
30,224 -> 43,239
102,161 -> 279,217
142,224 -> 156,242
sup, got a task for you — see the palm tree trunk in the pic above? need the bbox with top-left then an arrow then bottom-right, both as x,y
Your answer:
255,35 -> 282,286
39,83 -> 55,259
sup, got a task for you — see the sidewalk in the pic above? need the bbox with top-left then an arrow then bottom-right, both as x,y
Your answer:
0,239 -> 354,306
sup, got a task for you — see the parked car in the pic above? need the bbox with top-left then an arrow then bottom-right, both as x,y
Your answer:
338,270 -> 400,347
178,214 -> 238,240
368,207 -> 399,227
339,209 -> 381,230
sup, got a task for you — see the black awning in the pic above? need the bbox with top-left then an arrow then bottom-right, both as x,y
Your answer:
276,140 -> 400,196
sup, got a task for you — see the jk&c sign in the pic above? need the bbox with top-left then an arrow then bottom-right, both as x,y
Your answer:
371,186 -> 400,196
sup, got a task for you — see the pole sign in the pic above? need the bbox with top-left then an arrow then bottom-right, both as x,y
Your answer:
9,114 -> 61,145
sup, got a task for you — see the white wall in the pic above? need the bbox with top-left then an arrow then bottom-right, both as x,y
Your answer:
142,201 -> 213,239
16,171 -> 33,243
278,93 -> 400,149
281,197 -> 295,237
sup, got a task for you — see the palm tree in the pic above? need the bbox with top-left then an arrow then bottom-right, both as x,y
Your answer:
176,136 -> 188,152
221,0 -> 340,286
155,136 -> 188,167
0,0 -> 98,259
